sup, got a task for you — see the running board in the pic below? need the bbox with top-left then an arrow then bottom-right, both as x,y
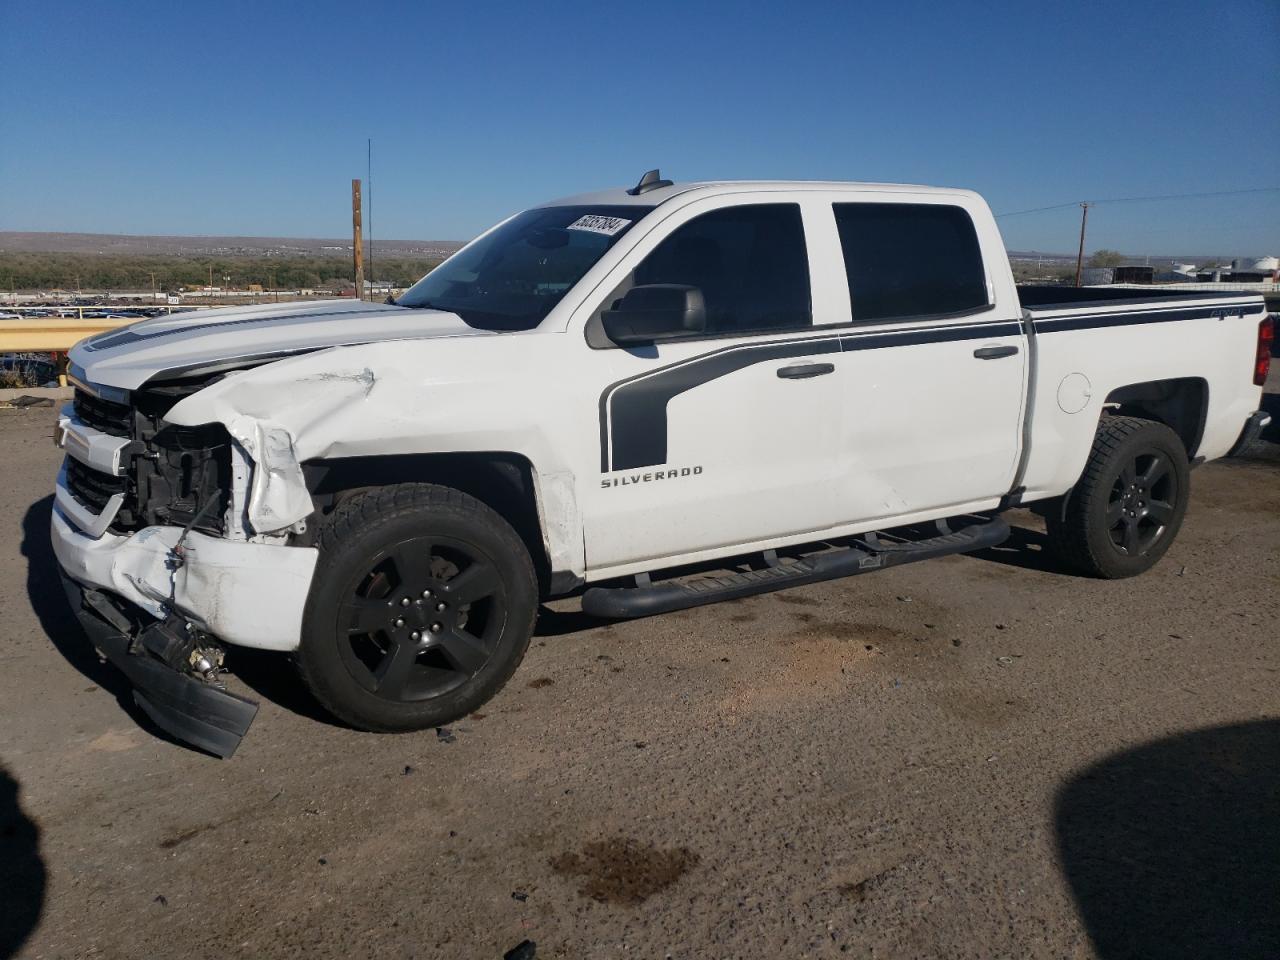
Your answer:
580,516 -> 1010,619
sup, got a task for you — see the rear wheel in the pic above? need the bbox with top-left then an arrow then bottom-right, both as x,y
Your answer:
1047,416 -> 1189,579
298,483 -> 537,731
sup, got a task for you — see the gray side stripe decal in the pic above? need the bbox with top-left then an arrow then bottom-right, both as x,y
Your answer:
603,337 -> 842,471
1031,301 -> 1261,334
599,320 -> 1021,472
597,297 -> 1261,473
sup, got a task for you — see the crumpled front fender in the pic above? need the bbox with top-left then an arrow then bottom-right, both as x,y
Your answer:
165,361 -> 383,536
160,341 -> 587,580
227,416 -> 312,533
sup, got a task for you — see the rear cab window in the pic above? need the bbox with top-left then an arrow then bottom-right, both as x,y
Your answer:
832,203 -> 989,323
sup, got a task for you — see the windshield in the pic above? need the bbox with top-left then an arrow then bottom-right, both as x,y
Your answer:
397,204 -> 651,330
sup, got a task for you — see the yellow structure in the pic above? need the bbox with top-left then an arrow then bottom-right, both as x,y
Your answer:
0,317 -> 132,353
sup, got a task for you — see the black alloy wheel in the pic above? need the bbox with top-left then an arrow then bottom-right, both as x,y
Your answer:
298,483 -> 537,732
1046,416 -> 1190,579
338,537 -> 505,702
1105,450 -> 1179,557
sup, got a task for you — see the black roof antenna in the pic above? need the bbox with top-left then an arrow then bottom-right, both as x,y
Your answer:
626,168 -> 673,196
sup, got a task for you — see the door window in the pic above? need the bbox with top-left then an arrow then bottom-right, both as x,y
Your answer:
632,204 -> 812,335
833,203 -> 988,322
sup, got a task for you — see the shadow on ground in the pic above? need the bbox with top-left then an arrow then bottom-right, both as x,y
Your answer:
226,647 -> 342,728
535,604 -> 613,637
1055,719 -> 1280,959
21,496 -> 187,750
21,496 -> 133,703
0,765 -> 45,958
969,523 -> 1074,575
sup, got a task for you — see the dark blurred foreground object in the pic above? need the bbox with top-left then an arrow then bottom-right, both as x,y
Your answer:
1056,719 -> 1280,959
0,766 -> 46,957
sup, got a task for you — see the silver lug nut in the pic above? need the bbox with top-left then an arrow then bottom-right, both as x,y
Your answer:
400,597 -> 411,607
421,589 -> 432,598
430,622 -> 443,633
410,631 -> 421,640
394,618 -> 405,628
435,602 -> 447,612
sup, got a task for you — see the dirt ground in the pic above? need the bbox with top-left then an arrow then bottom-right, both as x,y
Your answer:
1,378 -> 1277,960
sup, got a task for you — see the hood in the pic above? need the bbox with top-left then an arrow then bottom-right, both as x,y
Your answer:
68,298 -> 490,391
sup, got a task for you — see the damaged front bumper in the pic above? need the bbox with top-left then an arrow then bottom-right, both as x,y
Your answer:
60,575 -> 259,757
51,499 -> 318,651
51,501 -> 320,756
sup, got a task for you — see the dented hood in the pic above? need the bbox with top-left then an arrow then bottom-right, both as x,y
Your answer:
68,298 -> 489,391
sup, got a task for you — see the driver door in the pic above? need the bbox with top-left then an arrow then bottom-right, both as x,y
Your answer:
578,198 -> 846,574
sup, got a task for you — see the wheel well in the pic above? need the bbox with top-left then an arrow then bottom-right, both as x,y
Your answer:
1103,377 -> 1208,457
301,453 -> 551,594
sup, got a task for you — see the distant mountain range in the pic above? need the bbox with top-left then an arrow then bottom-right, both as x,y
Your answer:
0,232 -> 1243,269
0,231 -> 464,258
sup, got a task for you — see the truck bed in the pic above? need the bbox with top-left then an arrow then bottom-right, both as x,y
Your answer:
1016,284 -> 1265,335
1010,284 -> 1268,504
1017,284 -> 1264,314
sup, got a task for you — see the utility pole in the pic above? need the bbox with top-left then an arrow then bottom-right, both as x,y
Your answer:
352,178 -> 364,300
367,138 -> 375,299
1074,202 -> 1090,288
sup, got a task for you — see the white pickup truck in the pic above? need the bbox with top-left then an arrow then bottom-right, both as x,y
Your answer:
53,172 -> 1274,756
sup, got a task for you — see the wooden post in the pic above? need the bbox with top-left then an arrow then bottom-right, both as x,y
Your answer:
1074,202 -> 1090,288
352,179 -> 364,300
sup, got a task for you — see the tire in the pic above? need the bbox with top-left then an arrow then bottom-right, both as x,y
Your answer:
297,483 -> 537,732
1046,416 -> 1190,579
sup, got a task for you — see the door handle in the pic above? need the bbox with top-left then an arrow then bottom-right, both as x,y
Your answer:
973,345 -> 1019,360
776,362 -> 835,379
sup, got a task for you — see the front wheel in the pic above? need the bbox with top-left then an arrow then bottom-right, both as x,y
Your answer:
297,483 -> 537,731
1046,416 -> 1190,579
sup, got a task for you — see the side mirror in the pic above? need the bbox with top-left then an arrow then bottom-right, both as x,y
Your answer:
601,284 -> 706,345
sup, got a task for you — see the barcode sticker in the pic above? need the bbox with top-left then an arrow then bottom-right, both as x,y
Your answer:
566,215 -> 630,236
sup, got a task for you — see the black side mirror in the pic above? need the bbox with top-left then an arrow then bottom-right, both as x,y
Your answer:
601,284 -> 706,345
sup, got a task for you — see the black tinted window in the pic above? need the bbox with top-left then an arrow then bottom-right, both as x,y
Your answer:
633,204 -> 811,335
833,203 -> 988,322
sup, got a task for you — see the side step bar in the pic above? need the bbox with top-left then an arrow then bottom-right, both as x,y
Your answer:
581,516 -> 1010,619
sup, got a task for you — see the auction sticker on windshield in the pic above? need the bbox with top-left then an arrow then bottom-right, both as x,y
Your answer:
566,215 -> 631,236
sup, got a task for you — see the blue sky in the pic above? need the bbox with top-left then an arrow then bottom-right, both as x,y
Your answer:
2,0 -> 1277,255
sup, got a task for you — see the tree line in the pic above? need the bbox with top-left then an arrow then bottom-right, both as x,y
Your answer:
0,253 -> 441,291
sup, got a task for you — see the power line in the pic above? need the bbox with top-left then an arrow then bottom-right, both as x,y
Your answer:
995,186 -> 1280,218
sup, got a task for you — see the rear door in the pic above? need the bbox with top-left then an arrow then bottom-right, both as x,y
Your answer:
579,197 -> 846,573
824,197 -> 1028,522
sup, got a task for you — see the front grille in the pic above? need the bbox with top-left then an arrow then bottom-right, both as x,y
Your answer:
74,388 -> 132,436
65,457 -> 128,514
67,381 -> 229,535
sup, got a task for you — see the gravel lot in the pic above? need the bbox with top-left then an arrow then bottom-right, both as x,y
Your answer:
2,378 -> 1277,960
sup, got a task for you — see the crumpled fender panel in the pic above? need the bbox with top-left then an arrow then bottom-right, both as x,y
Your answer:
163,337 -> 588,579
228,415 -> 313,532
